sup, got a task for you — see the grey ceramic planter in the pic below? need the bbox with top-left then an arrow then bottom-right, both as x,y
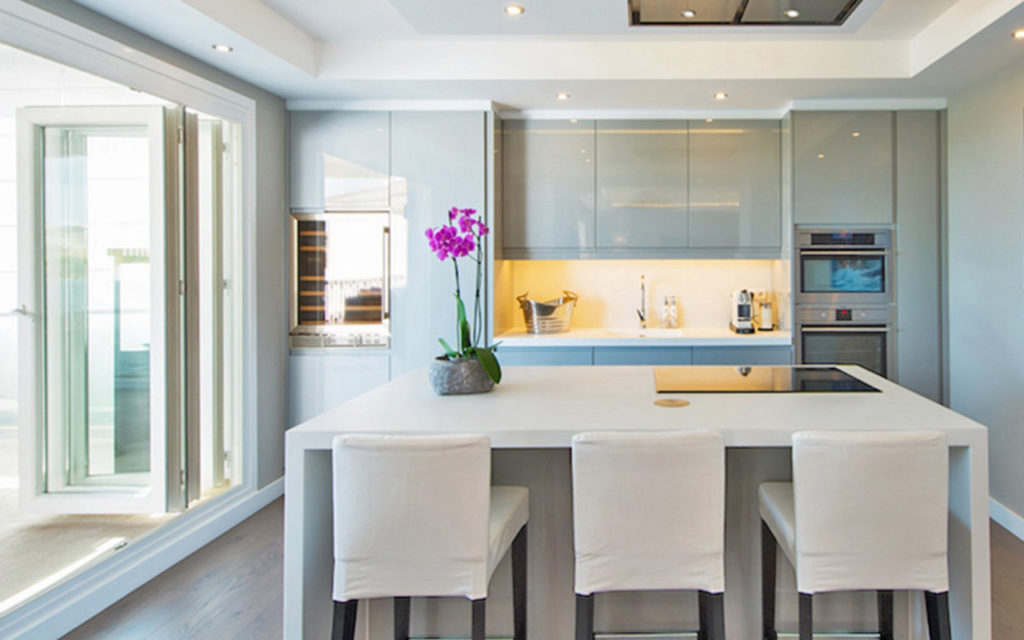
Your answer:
429,356 -> 495,395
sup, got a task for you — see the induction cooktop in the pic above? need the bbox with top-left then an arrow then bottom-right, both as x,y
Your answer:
654,366 -> 881,393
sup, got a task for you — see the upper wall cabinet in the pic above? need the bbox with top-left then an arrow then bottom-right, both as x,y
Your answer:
290,111 -> 390,212
689,119 -> 781,249
501,118 -> 782,258
793,111 -> 893,225
595,120 -> 688,249
502,119 -> 595,251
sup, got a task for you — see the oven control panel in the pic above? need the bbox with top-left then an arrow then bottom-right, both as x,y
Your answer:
796,305 -> 892,326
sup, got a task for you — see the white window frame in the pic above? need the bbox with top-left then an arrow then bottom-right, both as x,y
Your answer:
0,2 -> 270,638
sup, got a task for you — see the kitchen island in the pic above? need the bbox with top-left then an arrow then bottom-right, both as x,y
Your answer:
283,365 -> 990,639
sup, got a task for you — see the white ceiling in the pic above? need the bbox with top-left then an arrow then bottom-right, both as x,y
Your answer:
68,0 -> 1024,112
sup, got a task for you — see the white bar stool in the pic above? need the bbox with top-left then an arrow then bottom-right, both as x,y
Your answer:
330,434 -> 529,640
571,430 -> 726,640
759,431 -> 951,640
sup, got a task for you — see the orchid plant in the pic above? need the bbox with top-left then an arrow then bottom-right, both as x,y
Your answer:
425,207 -> 501,384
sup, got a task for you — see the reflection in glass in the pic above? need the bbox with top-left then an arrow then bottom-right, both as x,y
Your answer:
43,128 -> 151,487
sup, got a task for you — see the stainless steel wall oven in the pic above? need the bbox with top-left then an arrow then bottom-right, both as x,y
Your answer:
796,228 -> 892,305
795,305 -> 894,378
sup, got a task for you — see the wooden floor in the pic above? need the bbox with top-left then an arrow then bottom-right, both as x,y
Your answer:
64,498 -> 1024,639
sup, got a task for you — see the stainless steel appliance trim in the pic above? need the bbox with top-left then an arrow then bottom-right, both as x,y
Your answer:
799,249 -> 888,256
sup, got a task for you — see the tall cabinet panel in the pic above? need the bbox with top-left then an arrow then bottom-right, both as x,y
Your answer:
502,119 -> 595,251
289,111 -> 390,212
689,119 -> 781,248
895,110 -> 942,402
595,120 -> 688,249
389,112 -> 487,378
793,111 -> 893,225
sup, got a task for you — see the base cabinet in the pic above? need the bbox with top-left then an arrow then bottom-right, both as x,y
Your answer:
498,347 -> 594,366
692,346 -> 793,365
593,347 -> 692,365
499,345 -> 791,367
289,352 -> 390,426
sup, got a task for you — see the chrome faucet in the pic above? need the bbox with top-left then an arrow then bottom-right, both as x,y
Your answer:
637,275 -> 647,329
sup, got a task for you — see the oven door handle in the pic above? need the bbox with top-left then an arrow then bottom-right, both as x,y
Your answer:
799,249 -> 888,256
800,326 -> 890,333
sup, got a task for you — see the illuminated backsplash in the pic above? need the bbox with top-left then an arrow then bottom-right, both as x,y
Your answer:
497,259 -> 789,332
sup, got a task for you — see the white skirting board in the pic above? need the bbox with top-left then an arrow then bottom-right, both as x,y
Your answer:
990,497 -> 1024,542
0,477 -> 284,640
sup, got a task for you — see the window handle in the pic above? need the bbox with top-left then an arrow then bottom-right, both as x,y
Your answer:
11,305 -> 32,319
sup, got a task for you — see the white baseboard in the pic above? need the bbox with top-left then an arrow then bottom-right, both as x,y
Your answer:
0,477 -> 284,640
990,497 -> 1024,542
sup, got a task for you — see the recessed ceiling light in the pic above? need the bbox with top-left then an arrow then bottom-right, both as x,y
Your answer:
713,91 -> 728,101
706,118 -> 714,123
570,118 -> 579,123
556,92 -> 571,101
852,132 -> 861,137
1014,29 -> 1024,39
681,9 -> 696,18
505,4 -> 525,16
784,9 -> 800,19
212,44 -> 233,53
817,153 -> 825,159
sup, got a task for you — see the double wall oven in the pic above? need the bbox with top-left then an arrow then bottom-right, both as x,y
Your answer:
795,228 -> 895,378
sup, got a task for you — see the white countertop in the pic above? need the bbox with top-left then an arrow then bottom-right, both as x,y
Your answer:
495,326 -> 792,347
287,365 -> 985,450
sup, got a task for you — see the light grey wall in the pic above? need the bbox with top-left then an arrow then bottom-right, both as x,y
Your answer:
947,56 -> 1024,518
23,0 -> 290,488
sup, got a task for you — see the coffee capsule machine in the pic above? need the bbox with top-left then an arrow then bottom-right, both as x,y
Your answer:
730,289 -> 755,334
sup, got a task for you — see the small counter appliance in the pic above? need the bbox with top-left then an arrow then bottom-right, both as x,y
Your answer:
730,289 -> 754,334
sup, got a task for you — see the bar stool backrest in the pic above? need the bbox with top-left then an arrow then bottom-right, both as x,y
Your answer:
792,430 -> 949,594
572,430 -> 726,595
331,433 -> 491,601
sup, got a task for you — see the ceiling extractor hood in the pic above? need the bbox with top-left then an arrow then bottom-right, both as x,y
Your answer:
628,0 -> 864,27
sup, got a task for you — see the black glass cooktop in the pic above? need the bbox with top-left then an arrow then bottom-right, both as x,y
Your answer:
654,366 -> 881,394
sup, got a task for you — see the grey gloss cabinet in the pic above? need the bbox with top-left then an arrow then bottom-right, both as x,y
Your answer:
502,120 -> 595,250
593,347 -> 693,365
389,112 -> 487,378
793,111 -> 894,225
499,347 -> 594,366
689,120 -> 781,248
691,346 -> 792,365
595,120 -> 688,249
289,111 -> 390,211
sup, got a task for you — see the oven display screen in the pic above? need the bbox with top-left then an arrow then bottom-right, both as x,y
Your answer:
802,256 -> 885,293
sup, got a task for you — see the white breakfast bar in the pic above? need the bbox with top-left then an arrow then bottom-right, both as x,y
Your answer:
283,365 -> 990,639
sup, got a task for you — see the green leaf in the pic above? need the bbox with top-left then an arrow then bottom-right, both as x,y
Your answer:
437,337 -> 458,358
456,294 -> 471,354
474,345 -> 502,384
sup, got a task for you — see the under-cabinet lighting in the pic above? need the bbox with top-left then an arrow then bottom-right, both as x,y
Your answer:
713,91 -> 728,100
784,9 -> 800,19
556,92 -> 571,100
212,44 -> 234,53
505,5 -> 525,16
681,10 -> 696,18
1014,29 -> 1024,39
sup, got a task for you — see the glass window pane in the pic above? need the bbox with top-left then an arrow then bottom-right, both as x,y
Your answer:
43,127 -> 151,487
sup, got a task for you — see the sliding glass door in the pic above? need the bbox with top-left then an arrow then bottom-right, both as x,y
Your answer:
17,105 -> 182,513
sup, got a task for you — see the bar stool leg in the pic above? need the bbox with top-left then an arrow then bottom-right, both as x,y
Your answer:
512,525 -> 528,640
798,593 -> 813,640
394,597 -> 410,640
471,598 -> 486,640
575,593 -> 594,640
761,521 -> 778,640
699,591 -> 725,640
877,590 -> 894,640
925,591 -> 952,640
332,600 -> 358,640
